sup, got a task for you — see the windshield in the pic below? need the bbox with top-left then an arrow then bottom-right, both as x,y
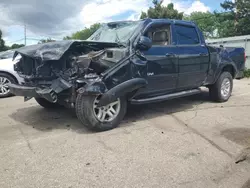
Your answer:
0,50 -> 14,59
87,21 -> 141,44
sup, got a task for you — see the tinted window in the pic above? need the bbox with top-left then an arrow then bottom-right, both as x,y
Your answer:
175,25 -> 199,45
144,24 -> 171,46
0,50 -> 14,59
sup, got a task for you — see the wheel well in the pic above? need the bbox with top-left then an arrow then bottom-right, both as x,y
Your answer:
222,65 -> 235,78
0,71 -> 18,83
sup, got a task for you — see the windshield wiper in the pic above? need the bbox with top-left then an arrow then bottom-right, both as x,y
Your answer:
114,30 -> 122,45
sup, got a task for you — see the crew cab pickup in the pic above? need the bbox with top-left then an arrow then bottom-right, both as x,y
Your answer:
9,19 -> 246,131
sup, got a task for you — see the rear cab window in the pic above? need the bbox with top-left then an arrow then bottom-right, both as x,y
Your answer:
175,25 -> 200,45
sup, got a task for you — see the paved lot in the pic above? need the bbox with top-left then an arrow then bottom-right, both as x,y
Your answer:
1,79 -> 250,188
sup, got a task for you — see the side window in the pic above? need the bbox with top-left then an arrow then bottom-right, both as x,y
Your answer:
175,25 -> 199,45
144,24 -> 171,46
0,50 -> 14,60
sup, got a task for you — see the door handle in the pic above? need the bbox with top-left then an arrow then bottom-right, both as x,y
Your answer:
199,53 -> 208,56
166,53 -> 176,57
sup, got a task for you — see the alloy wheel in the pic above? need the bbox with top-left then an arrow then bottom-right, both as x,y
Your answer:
221,78 -> 231,98
93,96 -> 121,123
0,77 -> 11,96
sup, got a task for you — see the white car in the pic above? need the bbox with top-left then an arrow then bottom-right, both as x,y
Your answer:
0,50 -> 24,98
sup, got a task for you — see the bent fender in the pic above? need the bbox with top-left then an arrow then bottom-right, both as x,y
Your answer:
98,78 -> 147,107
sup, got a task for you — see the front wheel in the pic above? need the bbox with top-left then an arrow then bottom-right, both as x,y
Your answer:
209,72 -> 233,102
75,94 -> 127,131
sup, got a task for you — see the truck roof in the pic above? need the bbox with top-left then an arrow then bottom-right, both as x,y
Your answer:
104,19 -> 196,27
144,18 -> 196,26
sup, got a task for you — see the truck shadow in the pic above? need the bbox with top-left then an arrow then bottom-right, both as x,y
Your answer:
125,91 -> 210,123
9,90 -> 211,133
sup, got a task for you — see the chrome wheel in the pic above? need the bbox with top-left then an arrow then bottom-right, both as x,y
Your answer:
221,78 -> 231,98
93,96 -> 121,123
0,76 -> 10,96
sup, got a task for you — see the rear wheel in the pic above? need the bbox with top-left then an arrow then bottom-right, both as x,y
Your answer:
209,72 -> 233,102
35,98 -> 62,109
0,73 -> 17,98
75,94 -> 127,131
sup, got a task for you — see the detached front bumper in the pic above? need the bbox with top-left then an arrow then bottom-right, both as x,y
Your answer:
8,83 -> 57,103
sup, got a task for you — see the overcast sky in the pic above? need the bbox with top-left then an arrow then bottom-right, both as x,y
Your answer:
0,0 -> 226,46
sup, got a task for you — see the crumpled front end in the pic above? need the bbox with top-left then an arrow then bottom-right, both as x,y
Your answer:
9,40 -> 128,106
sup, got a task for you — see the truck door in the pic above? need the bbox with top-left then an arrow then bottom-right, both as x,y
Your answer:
136,22 -> 178,98
174,24 -> 209,90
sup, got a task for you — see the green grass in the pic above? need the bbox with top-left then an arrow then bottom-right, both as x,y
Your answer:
244,69 -> 250,78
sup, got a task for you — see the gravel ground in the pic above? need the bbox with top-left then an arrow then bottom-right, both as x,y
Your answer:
1,79 -> 250,188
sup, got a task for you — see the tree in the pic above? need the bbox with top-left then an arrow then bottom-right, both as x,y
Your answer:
0,30 -> 8,52
64,23 -> 101,40
184,12 -> 217,39
216,0 -> 250,37
140,0 -> 183,20
38,38 -> 56,44
214,11 -> 235,38
10,44 -> 25,49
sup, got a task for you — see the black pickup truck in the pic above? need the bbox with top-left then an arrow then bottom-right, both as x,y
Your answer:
9,19 -> 246,131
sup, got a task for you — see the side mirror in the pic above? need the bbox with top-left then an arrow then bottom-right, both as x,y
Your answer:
136,36 -> 152,51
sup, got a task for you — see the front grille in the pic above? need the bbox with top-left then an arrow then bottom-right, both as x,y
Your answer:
14,57 -> 36,76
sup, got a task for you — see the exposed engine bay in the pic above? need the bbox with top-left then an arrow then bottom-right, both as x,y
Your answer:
14,41 -> 127,82
12,41 -> 129,106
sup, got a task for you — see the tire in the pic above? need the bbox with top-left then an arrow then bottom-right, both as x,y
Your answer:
35,98 -> 62,109
75,94 -> 127,131
0,72 -> 17,98
209,72 -> 233,102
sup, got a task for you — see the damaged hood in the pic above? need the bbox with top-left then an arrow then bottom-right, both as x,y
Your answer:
13,40 -> 122,61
